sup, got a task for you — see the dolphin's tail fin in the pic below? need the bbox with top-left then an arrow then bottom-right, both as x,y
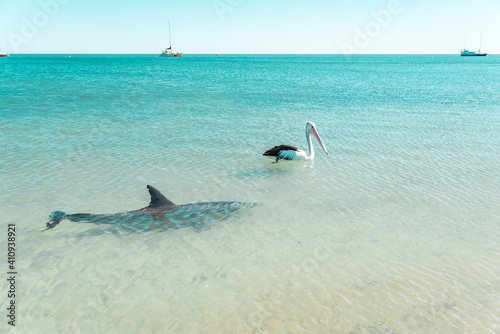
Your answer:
43,211 -> 68,231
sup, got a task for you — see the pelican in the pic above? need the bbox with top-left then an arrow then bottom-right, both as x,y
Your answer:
263,121 -> 328,162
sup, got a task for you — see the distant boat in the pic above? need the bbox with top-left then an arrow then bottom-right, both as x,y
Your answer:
461,34 -> 487,57
160,21 -> 182,58
0,48 -> 9,57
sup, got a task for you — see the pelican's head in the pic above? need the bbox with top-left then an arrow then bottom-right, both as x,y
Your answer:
306,121 -> 328,155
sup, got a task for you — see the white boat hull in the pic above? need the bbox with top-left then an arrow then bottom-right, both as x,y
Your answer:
461,51 -> 487,56
159,52 -> 182,57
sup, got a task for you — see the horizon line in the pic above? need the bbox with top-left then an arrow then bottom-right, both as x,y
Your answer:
4,53 -> 497,56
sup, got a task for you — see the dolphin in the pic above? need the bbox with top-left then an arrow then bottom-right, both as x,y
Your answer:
45,185 -> 255,233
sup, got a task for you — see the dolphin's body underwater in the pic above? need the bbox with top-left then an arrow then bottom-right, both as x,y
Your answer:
46,185 -> 255,233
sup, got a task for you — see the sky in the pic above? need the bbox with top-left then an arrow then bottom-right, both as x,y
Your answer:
0,0 -> 499,54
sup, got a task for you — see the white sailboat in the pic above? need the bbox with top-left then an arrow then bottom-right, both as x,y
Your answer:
461,34 -> 487,56
0,47 -> 9,57
160,21 -> 182,57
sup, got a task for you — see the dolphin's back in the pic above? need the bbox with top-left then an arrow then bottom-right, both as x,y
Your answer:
169,201 -> 253,217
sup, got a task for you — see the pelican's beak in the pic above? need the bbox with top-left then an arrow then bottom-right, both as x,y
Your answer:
310,127 -> 328,155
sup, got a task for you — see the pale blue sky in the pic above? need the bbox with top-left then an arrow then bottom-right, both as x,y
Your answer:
1,0 -> 499,54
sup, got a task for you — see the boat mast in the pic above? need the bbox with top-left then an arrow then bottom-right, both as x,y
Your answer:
478,33 -> 482,52
464,36 -> 467,50
168,21 -> 172,50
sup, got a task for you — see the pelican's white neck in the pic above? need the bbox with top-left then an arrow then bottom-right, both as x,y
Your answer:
305,127 -> 314,159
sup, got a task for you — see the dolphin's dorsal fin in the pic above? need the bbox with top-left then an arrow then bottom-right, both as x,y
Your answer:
147,185 -> 175,207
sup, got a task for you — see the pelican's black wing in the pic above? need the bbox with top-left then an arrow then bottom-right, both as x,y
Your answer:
263,145 -> 299,161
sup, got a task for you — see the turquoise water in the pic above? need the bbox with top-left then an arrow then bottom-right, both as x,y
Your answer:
1,54 -> 499,333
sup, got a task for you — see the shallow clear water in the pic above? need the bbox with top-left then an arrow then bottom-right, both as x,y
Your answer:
1,54 -> 499,333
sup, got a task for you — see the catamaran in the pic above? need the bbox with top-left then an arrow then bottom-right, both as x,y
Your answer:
160,21 -> 182,57
461,34 -> 487,56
